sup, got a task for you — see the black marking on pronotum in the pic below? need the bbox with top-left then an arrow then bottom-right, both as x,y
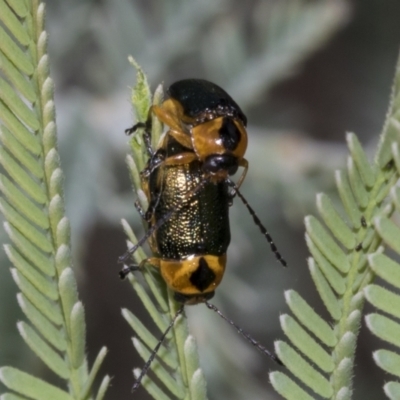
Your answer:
219,117 -> 241,151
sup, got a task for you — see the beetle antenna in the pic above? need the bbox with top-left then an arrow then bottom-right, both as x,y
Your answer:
205,301 -> 283,365
132,305 -> 184,392
118,178 -> 209,264
227,180 -> 287,267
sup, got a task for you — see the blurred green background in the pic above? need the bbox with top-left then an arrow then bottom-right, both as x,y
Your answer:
1,0 -> 400,399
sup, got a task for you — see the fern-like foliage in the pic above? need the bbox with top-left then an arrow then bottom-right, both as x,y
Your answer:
215,0 -> 349,106
120,58 -> 207,399
363,61 -> 400,400
269,55 -> 400,398
0,1 -> 109,399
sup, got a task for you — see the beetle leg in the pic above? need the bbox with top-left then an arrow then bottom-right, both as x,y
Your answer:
162,151 -> 198,166
235,158 -> 249,190
141,149 -> 166,178
119,257 -> 161,279
125,106 -> 155,156
124,121 -> 147,136
167,129 -> 194,150
119,264 -> 140,279
143,129 -> 154,156
134,200 -> 147,220
144,190 -> 162,222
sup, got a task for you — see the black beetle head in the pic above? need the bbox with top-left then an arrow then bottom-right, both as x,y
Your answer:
202,154 -> 239,177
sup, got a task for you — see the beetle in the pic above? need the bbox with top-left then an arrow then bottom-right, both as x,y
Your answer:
122,133 -> 232,305
122,79 -> 286,268
120,79 -> 286,391
120,132 -> 283,391
127,79 -> 249,187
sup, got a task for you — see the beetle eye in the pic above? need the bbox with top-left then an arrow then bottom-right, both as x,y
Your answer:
228,164 -> 238,175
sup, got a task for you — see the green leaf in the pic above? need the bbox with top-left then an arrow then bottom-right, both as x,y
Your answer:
133,337 -> 185,398
137,371 -> 173,400
374,216 -> 400,254
364,284 -> 400,319
17,293 -> 67,352
306,235 -> 346,295
273,50 -> 400,400
0,174 -> 49,228
393,142 -> 400,175
316,193 -> 356,250
384,381 -> 400,400
365,314 -> 400,348
391,184 -> 400,210
334,332 -> 357,362
0,25 -> 34,75
373,349 -> 400,378
0,52 -> 36,102
94,375 -> 111,400
122,308 -> 176,368
305,216 -> 350,273
0,198 -> 52,253
126,273 -> 170,333
5,244 -> 58,300
4,222 -> 55,275
335,169 -> 362,229
0,125 -> 43,179
184,336 -> 204,389
347,157 -> 368,209
17,322 -> 70,379
382,113 -> 400,163
346,132 -> 375,188
4,0 -> 29,18
70,302 -> 86,369
331,358 -> 352,393
270,371 -> 315,400
0,1 -> 30,46
11,268 -> 63,325
376,53 -> 400,168
189,369 -> 208,400
0,148 -> 46,204
368,253 -> 400,289
0,367 -> 74,400
1,393 -> 30,400
58,268 -> 79,334
280,314 -> 334,372
335,387 -> 351,400
81,347 -> 108,399
309,258 -> 341,320
0,101 -> 41,155
128,55 -> 152,124
275,341 -> 333,398
0,78 -> 39,130
150,84 -> 165,150
0,2 -> 108,397
284,290 -> 336,347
